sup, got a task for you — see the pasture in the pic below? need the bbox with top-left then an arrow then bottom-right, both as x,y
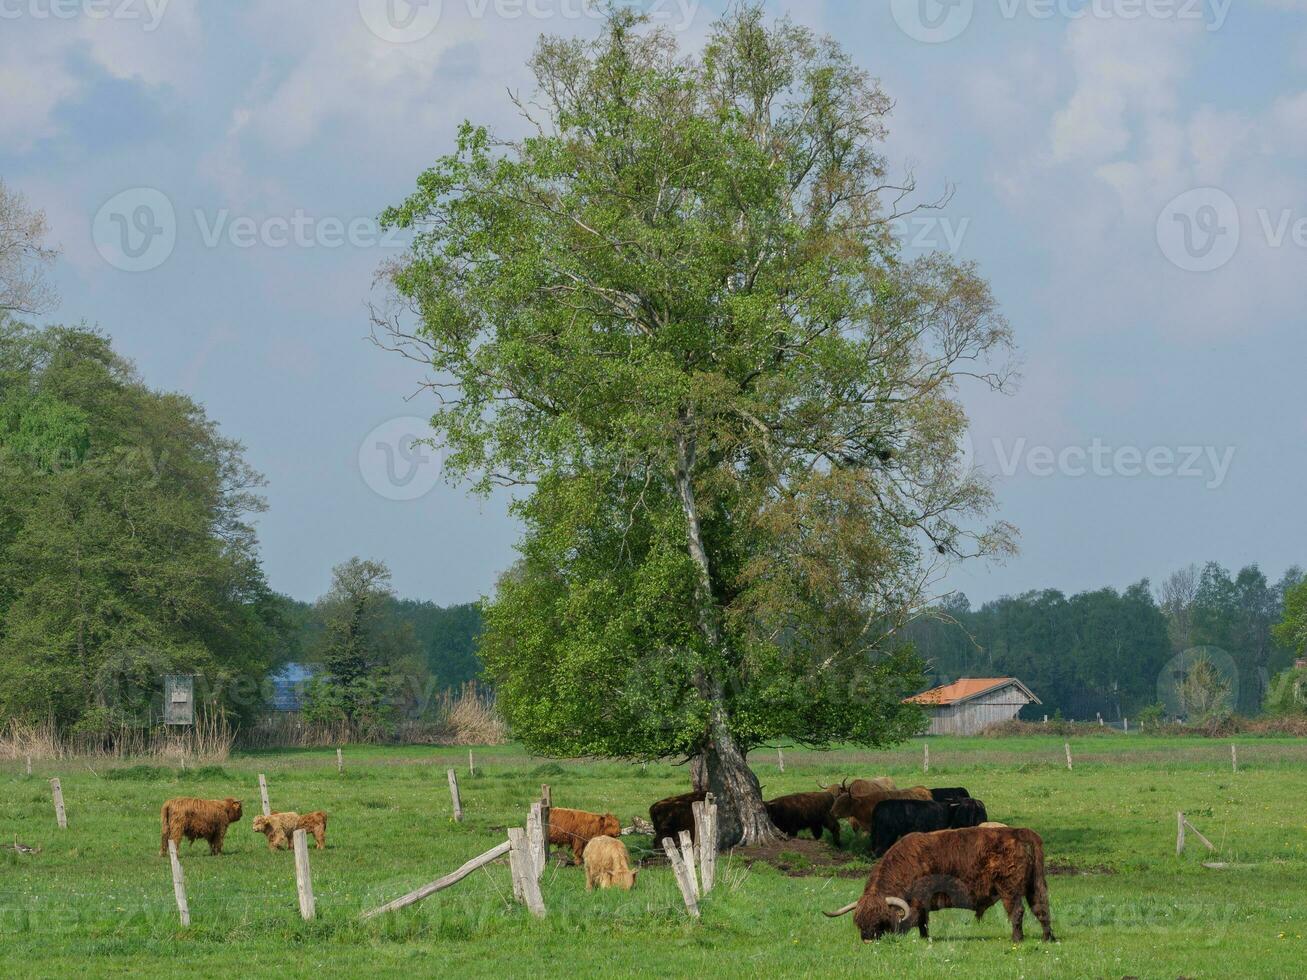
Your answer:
3,735 -> 1306,978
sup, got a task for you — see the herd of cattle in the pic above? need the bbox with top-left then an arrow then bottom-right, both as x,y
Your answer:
152,774 -> 1055,943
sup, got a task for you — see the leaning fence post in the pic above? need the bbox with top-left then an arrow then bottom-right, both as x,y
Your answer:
258,773 -> 271,816
447,768 -> 463,822
293,829 -> 316,920
167,839 -> 191,927
662,837 -> 700,918
1064,743 -> 1073,772
50,778 -> 66,829
678,829 -> 700,899
526,802 -> 544,881
508,828 -> 545,917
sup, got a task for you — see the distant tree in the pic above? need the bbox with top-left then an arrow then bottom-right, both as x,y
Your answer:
309,558 -> 423,732
1274,577 -> 1307,657
379,7 -> 1014,844
1157,564 -> 1199,653
0,179 -> 59,316
1177,654 -> 1233,725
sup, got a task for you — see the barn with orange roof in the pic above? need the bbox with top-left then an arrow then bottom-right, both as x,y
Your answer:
905,677 -> 1041,736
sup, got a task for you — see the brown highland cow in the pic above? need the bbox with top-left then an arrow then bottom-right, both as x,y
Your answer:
159,797 -> 243,855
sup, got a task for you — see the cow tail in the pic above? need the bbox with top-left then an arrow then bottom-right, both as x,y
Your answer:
1025,832 -> 1050,911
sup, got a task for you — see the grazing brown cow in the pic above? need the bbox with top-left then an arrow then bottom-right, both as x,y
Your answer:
649,791 -> 705,845
830,785 -> 932,833
252,810 -> 329,851
583,835 -> 639,891
823,826 -> 1056,943
159,797 -> 243,856
765,790 -> 841,845
549,807 -> 621,863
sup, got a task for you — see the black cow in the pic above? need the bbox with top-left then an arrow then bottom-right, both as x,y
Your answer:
870,798 -> 989,857
765,791 -> 841,845
649,791 -> 705,845
929,787 -> 971,802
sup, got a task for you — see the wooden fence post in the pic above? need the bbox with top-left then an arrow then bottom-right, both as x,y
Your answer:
539,784 -> 551,869
692,798 -> 718,894
447,768 -> 463,822
923,743 -> 930,774
258,773 -> 271,816
526,802 -> 544,881
50,777 -> 66,829
336,748 -> 343,775
1177,811 -> 1215,855
1043,714 -> 1048,725
293,829 -> 316,920
26,756 -> 32,776
508,828 -> 545,917
167,839 -> 190,927
360,840 -> 511,919
678,830 -> 700,899
1231,744 -> 1238,773
1064,743 -> 1073,771
662,837 -> 700,918
777,747 -> 784,772
468,749 -> 475,777
1176,811 -> 1186,855
1124,717 -> 1129,733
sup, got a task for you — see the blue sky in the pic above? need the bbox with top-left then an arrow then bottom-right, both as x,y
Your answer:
3,0 -> 1305,607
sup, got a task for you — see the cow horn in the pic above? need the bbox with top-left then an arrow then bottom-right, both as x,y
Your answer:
822,901 -> 858,918
885,897 -> 910,920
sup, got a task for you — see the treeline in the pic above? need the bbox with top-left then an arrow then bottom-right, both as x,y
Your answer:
904,563 -> 1304,721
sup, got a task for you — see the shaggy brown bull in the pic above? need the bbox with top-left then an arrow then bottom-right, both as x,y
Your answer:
549,807 -> 620,863
649,791 -> 705,845
765,790 -> 841,845
823,826 -> 1056,943
159,797 -> 243,856
830,784 -> 932,833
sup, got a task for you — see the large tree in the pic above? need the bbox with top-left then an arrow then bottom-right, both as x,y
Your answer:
0,321 -> 275,730
0,179 -> 59,316
378,8 -> 1014,844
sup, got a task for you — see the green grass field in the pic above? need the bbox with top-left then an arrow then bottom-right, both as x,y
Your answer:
4,735 -> 1305,978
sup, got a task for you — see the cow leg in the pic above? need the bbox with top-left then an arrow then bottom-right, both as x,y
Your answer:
824,815 -> 841,847
1003,894 -> 1025,943
1027,881 -> 1056,942
917,909 -> 929,939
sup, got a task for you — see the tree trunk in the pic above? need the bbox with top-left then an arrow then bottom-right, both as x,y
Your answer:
673,418 -> 779,848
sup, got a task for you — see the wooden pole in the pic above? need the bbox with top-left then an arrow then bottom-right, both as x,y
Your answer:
1124,717 -> 1129,733
468,748 -> 475,777
777,747 -> 784,772
167,839 -> 190,927
1231,744 -> 1238,773
662,837 -> 700,918
361,840 -> 510,919
1043,714 -> 1048,725
258,773 -> 271,817
1177,811 -> 1186,855
25,756 -> 31,776
447,768 -> 463,822
539,784 -> 551,869
923,743 -> 930,774
1184,816 -> 1216,852
678,829 -> 700,899
50,777 -> 66,829
1064,743 -> 1073,772
526,802 -> 544,881
508,828 -> 545,917
336,748 -> 343,775
293,829 -> 316,920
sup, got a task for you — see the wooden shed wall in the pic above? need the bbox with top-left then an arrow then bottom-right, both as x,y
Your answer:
924,684 -> 1035,736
